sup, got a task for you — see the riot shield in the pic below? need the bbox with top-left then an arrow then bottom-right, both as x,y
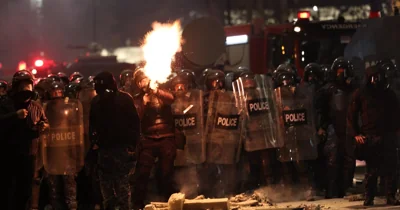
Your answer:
232,74 -> 283,151
78,87 -> 97,154
172,89 -> 206,166
205,90 -> 243,164
42,98 -> 85,175
275,86 -> 318,162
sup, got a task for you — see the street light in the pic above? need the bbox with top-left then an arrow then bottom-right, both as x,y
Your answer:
313,5 -> 318,12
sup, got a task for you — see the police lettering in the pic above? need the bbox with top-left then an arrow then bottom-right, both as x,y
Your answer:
217,117 -> 237,127
282,109 -> 308,127
285,113 -> 305,123
321,23 -> 365,30
249,102 -> 269,112
51,132 -> 76,142
175,117 -> 196,127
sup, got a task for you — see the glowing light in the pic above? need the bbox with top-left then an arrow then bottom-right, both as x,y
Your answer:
64,110 -> 69,115
226,35 -> 248,45
302,57 -> 305,62
301,51 -> 305,55
32,69 -> 37,74
294,26 -> 301,32
297,11 -> 311,19
18,61 -> 27,70
141,20 -> 182,89
281,46 -> 285,50
35,59 -> 44,67
313,6 -> 318,12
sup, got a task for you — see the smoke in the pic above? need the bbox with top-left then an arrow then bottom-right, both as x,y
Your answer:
253,183 -> 312,203
174,166 -> 200,199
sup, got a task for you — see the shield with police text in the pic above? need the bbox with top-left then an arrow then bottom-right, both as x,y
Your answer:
232,74 -> 283,151
275,86 -> 318,162
172,89 -> 205,166
41,98 -> 85,175
205,90 -> 243,164
78,87 -> 97,154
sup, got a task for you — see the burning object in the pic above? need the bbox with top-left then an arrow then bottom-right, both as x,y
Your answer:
141,20 -> 183,90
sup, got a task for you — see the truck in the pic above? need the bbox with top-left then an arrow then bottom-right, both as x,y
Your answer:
224,11 -> 365,76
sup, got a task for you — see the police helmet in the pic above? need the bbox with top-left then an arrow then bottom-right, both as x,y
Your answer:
0,80 -> 8,90
303,63 -> 324,84
57,72 -> 69,85
329,57 -> 354,84
65,82 -> 82,99
275,71 -> 296,87
239,71 -> 257,89
171,69 -> 196,92
69,72 -> 84,82
47,74 -> 61,82
119,69 -> 134,87
12,70 -> 34,91
205,70 -> 225,91
376,59 -> 398,79
48,81 -> 64,99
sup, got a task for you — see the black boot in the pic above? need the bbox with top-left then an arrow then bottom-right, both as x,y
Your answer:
325,180 -> 335,199
363,169 -> 378,207
363,196 -> 374,206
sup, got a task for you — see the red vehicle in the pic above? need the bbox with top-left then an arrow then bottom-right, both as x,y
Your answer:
224,11 -> 365,76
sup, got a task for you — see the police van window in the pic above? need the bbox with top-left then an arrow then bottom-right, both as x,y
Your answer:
267,34 -> 294,70
299,36 -> 347,68
300,40 -> 320,68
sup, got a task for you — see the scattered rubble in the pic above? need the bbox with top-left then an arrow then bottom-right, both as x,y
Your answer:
145,194 -> 229,210
345,193 -> 364,201
229,192 -> 275,207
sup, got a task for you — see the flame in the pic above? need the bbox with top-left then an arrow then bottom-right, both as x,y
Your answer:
141,20 -> 182,89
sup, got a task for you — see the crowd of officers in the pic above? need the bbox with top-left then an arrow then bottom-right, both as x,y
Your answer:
1,56 -> 400,210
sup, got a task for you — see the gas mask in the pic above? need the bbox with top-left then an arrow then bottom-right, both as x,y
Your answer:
15,90 -> 34,102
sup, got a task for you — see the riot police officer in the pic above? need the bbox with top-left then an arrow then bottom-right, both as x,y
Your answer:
303,63 -> 325,91
170,69 -> 196,93
45,81 -> 79,210
65,82 -> 82,99
237,72 -> 281,190
57,72 -> 70,85
377,59 -> 399,94
34,78 -> 53,104
316,57 -> 357,198
69,72 -> 84,83
170,69 -> 204,198
131,68 -> 176,209
1,70 -> 49,210
47,74 -> 61,83
119,69 -> 135,96
0,80 -> 8,101
275,70 -> 318,201
347,65 -> 400,206
90,71 -> 140,210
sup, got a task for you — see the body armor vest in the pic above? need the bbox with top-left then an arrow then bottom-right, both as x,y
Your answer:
141,93 -> 174,138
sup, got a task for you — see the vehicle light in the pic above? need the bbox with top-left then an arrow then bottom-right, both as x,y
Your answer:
298,11 -> 311,19
294,26 -> 301,32
18,61 -> 27,70
32,69 -> 37,75
226,35 -> 248,45
35,59 -> 44,67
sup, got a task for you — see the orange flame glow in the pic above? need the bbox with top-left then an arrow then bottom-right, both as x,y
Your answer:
141,20 -> 182,89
